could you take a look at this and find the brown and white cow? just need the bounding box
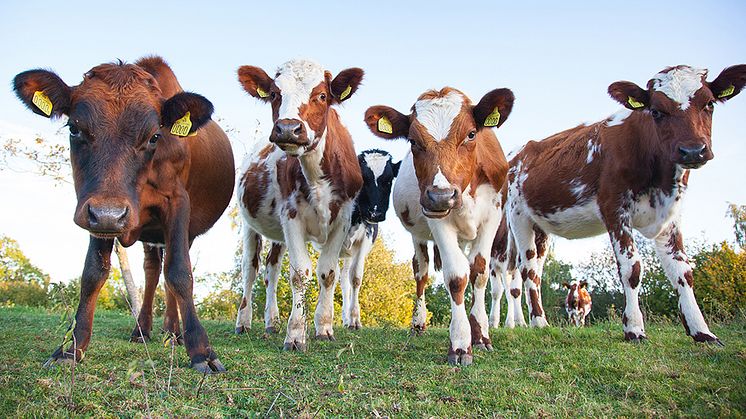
[365,87,513,365]
[235,60,363,350]
[13,57,235,372]
[507,64,746,343]
[563,280,592,326]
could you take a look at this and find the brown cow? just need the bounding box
[235,59,363,350]
[13,56,234,373]
[506,64,746,343]
[365,87,513,365]
[562,280,592,326]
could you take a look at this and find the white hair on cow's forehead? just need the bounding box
[414,91,464,142]
[274,59,326,136]
[363,152,391,180]
[652,66,708,110]
[432,167,451,188]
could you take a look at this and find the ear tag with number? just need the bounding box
[484,107,501,127]
[339,85,352,101]
[170,111,193,137]
[627,96,645,109]
[32,91,53,116]
[377,116,393,134]
[256,87,269,98]
[718,84,735,99]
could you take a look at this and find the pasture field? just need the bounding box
[0,306,743,417]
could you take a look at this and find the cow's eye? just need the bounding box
[270,91,277,100]
[149,133,162,146]
[319,93,327,101]
[69,124,81,138]
[650,109,665,120]
[467,130,477,140]
[705,101,715,112]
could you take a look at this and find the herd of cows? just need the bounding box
[12,56,745,372]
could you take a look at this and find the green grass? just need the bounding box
[0,306,744,417]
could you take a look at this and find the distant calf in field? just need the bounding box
[365,86,513,365]
[506,64,746,343]
[13,57,234,373]
[563,281,591,326]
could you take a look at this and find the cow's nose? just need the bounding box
[368,211,384,222]
[425,187,459,212]
[88,204,129,233]
[678,144,706,163]
[272,119,305,143]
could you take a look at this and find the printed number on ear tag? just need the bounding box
[718,84,735,99]
[627,96,645,109]
[377,116,393,134]
[339,85,352,101]
[484,107,501,127]
[256,87,269,98]
[171,112,192,137]
[32,91,53,116]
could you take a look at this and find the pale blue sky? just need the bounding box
[1,1,745,286]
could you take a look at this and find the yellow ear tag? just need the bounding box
[32,91,53,116]
[627,96,645,109]
[718,84,735,99]
[484,107,501,127]
[339,85,352,101]
[256,87,269,98]
[377,116,393,134]
[170,111,192,137]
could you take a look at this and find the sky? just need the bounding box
[1,0,745,293]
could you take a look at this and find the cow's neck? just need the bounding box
[298,132,328,187]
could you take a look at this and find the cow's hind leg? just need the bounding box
[346,231,373,330]
[510,215,549,328]
[264,242,285,333]
[235,228,262,334]
[131,244,162,343]
[488,257,505,329]
[411,239,430,334]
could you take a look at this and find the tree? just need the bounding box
[691,241,746,320]
[0,235,49,286]
[726,203,746,249]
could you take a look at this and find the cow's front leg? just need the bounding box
[655,222,720,344]
[46,237,112,366]
[411,239,430,334]
[488,258,504,329]
[131,244,162,343]
[431,226,472,365]
[235,228,262,334]
[339,258,353,327]
[164,194,224,373]
[346,230,374,330]
[283,219,313,351]
[468,216,499,350]
[315,221,350,340]
[264,242,285,333]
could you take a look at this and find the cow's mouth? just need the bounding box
[681,162,706,170]
[89,231,121,240]
[422,208,451,219]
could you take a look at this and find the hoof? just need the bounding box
[693,333,724,346]
[130,334,151,344]
[265,326,278,334]
[347,323,361,331]
[315,332,336,341]
[411,325,426,336]
[473,342,494,352]
[43,347,79,368]
[283,341,307,352]
[624,332,648,343]
[447,349,473,366]
[191,358,226,374]
[235,326,248,335]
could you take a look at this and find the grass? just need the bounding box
[0,306,744,417]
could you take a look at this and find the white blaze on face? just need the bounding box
[274,59,326,138]
[432,167,451,188]
[363,152,390,186]
[414,91,464,141]
[652,66,707,110]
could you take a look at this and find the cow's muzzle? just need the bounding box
[421,186,461,219]
[270,118,310,152]
[677,143,712,169]
[74,199,133,237]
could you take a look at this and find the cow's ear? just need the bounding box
[608,81,649,110]
[364,106,410,140]
[708,64,746,102]
[161,92,214,137]
[580,280,588,289]
[562,282,570,289]
[391,160,401,177]
[13,69,72,118]
[473,88,514,129]
[330,68,364,104]
[238,65,273,102]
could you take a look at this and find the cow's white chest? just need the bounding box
[449,184,501,241]
[297,179,336,242]
[532,198,606,239]
[631,189,683,239]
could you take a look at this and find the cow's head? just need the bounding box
[563,280,590,327]
[238,59,364,156]
[365,87,513,218]
[13,61,213,242]
[357,149,400,223]
[608,64,746,169]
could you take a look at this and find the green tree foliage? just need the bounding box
[0,235,49,307]
[692,241,746,319]
[727,203,746,248]
[540,253,575,324]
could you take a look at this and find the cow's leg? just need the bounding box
[283,220,313,351]
[235,228,262,334]
[511,217,549,327]
[431,226,472,365]
[46,237,113,366]
[314,221,350,340]
[468,214,499,350]
[488,258,504,329]
[264,242,285,334]
[162,280,183,344]
[131,244,162,343]
[411,239,430,334]
[347,230,374,330]
[340,257,353,327]
[655,222,720,344]
[164,195,223,373]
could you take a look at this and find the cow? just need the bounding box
[13,56,235,373]
[563,280,592,326]
[506,64,746,343]
[235,59,364,351]
[365,86,513,365]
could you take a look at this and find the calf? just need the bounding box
[563,280,591,326]
[13,57,234,372]
[235,60,364,350]
[506,64,746,343]
[365,87,513,365]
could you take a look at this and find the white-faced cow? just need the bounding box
[13,57,235,373]
[235,60,364,350]
[365,87,513,365]
[562,280,592,326]
[340,149,400,329]
[506,64,746,343]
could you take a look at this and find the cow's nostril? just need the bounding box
[88,204,98,224]
[275,124,283,134]
[293,125,303,135]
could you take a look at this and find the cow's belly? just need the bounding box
[531,198,607,239]
[392,157,433,241]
